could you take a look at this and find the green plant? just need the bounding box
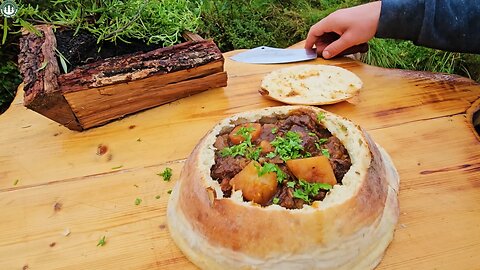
[0,60,21,113]
[363,38,477,80]
[195,0,310,52]
[19,0,201,46]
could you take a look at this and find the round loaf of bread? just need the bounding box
[167,106,399,270]
[259,65,362,105]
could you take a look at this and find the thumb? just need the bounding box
[322,33,353,59]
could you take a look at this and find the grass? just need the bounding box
[0,0,479,113]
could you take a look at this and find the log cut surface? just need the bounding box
[1,41,480,270]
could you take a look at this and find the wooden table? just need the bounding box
[1,43,480,270]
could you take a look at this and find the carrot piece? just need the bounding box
[259,140,274,153]
[228,123,262,145]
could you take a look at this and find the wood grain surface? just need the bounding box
[1,42,479,269]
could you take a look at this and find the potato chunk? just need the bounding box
[229,123,262,145]
[230,161,277,205]
[286,156,337,185]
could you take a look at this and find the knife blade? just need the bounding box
[230,46,317,64]
[230,32,369,64]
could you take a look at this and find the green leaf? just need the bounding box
[270,131,305,161]
[272,197,280,204]
[18,19,42,37]
[158,167,172,181]
[318,138,328,144]
[292,180,332,204]
[97,236,106,247]
[317,112,325,122]
[265,152,276,158]
[256,162,287,183]
[2,18,8,45]
[58,54,68,73]
[35,60,49,72]
[321,149,330,158]
[293,189,310,203]
[287,181,295,188]
[54,48,71,74]
[246,147,261,161]
[235,126,254,142]
[271,127,278,134]
[134,198,142,205]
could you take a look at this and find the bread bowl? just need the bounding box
[167,105,399,269]
[259,65,362,105]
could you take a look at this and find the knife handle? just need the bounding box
[318,32,369,57]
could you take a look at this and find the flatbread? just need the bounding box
[167,106,399,270]
[260,64,363,105]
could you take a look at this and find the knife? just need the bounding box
[230,32,369,64]
[230,46,318,64]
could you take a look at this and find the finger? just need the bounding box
[322,32,354,59]
[304,20,328,49]
[314,40,328,55]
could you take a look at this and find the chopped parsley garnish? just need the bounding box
[220,143,248,157]
[315,138,329,150]
[265,152,276,158]
[293,189,310,202]
[134,198,142,205]
[97,236,107,247]
[308,132,317,137]
[321,149,331,158]
[256,162,287,183]
[270,131,305,161]
[220,126,260,161]
[236,126,254,141]
[155,195,161,199]
[167,189,172,194]
[271,127,278,134]
[111,165,123,170]
[13,179,19,186]
[317,112,325,122]
[246,147,262,161]
[292,180,332,203]
[272,197,280,204]
[318,138,328,144]
[158,167,173,181]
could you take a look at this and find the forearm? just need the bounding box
[376,0,480,53]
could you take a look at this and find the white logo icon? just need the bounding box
[1,0,18,18]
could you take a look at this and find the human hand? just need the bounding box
[305,1,381,59]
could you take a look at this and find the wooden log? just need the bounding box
[57,39,225,93]
[18,25,82,131]
[17,25,228,131]
[65,70,228,129]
